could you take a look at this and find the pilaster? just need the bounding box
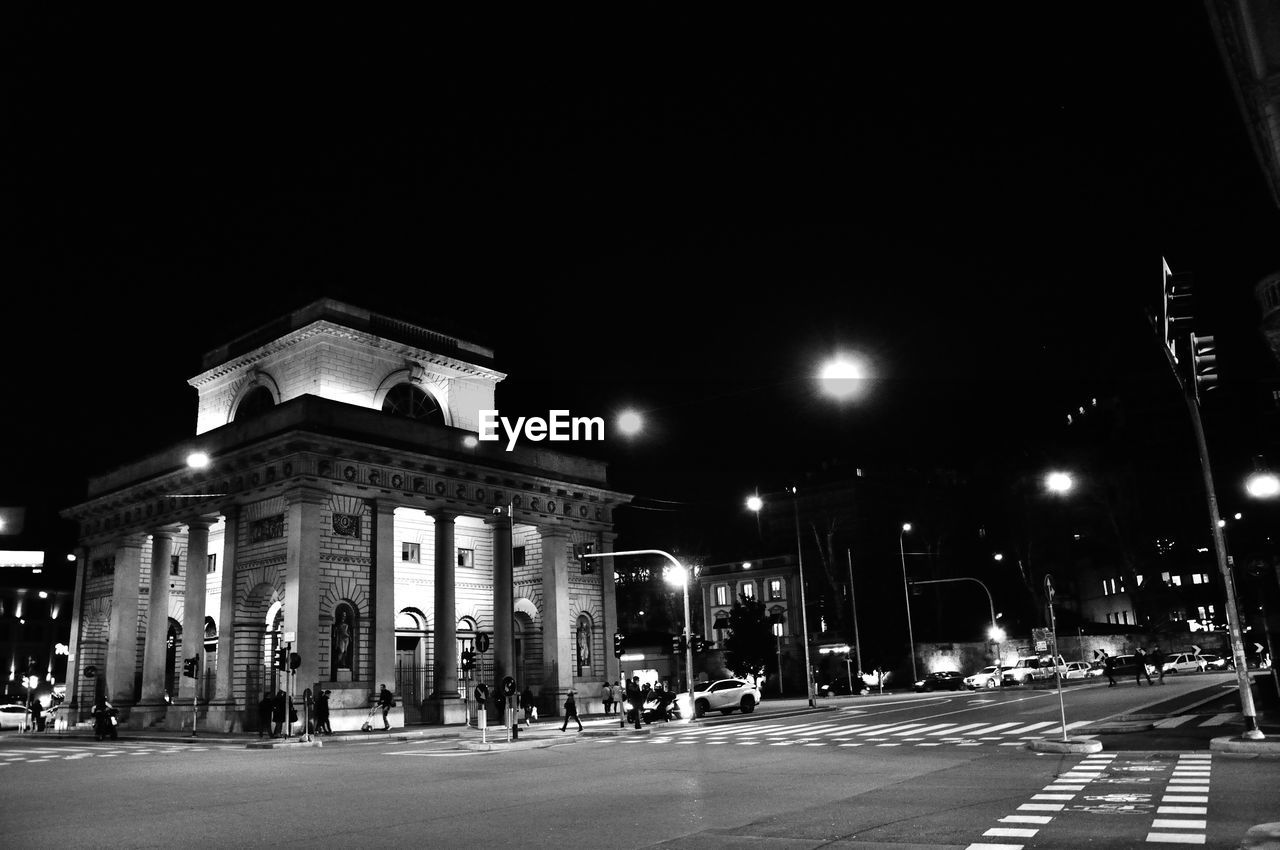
[424,509,466,724]
[208,506,241,732]
[487,509,514,705]
[540,526,573,702]
[372,500,397,700]
[107,535,146,708]
[284,488,325,698]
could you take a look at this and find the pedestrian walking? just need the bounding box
[1152,644,1166,683]
[601,681,614,716]
[625,677,643,729]
[560,691,583,732]
[377,683,395,731]
[258,691,274,737]
[520,686,535,725]
[271,689,292,737]
[1134,648,1153,685]
[1103,653,1117,687]
[314,689,331,734]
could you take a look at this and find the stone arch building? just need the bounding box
[61,299,630,731]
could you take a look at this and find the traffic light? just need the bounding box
[182,657,199,679]
[574,541,596,574]
[1162,262,1195,358]
[289,652,301,671]
[691,636,707,654]
[671,633,687,654]
[613,632,626,658]
[460,649,474,672]
[1192,333,1218,395]
[275,647,288,670]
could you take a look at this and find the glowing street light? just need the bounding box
[617,409,644,437]
[185,451,211,470]
[818,354,870,401]
[747,491,816,707]
[1045,471,1074,494]
[1246,470,1280,499]
[899,522,917,684]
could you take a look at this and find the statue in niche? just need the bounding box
[576,621,590,674]
[333,609,353,672]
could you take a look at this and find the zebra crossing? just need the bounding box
[601,712,1244,750]
[0,741,234,765]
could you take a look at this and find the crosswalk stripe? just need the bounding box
[1001,721,1055,735]
[1155,716,1197,728]
[956,722,1021,736]
[1144,832,1205,844]
[892,723,956,736]
[929,722,991,736]
[860,722,927,736]
[1199,713,1238,726]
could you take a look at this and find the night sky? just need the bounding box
[4,6,1280,599]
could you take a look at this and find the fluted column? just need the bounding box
[488,510,514,706]
[107,535,146,707]
[600,532,619,684]
[140,531,176,706]
[430,509,458,697]
[372,500,397,700]
[177,519,213,704]
[540,527,573,702]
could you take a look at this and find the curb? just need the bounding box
[1026,736,1104,754]
[1075,720,1156,734]
[1209,735,1280,757]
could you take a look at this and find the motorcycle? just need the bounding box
[93,702,119,741]
[641,691,682,724]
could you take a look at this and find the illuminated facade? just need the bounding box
[61,299,630,731]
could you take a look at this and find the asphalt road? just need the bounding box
[1,674,1277,848]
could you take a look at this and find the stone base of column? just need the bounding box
[422,695,468,725]
[162,702,204,733]
[125,702,168,731]
[202,702,247,734]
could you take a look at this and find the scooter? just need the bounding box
[93,702,119,741]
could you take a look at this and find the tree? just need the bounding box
[721,594,775,681]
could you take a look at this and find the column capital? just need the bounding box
[150,529,178,542]
[287,485,329,506]
[483,511,515,527]
[116,533,149,551]
[371,499,398,517]
[538,525,573,541]
[428,508,459,522]
[183,517,216,533]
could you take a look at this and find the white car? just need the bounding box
[1162,652,1206,674]
[0,704,31,731]
[964,665,1007,690]
[1061,661,1092,680]
[692,678,762,717]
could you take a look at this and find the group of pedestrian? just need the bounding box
[1100,645,1167,687]
[256,689,298,738]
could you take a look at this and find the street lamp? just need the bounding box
[663,562,696,711]
[910,577,1001,667]
[899,522,917,684]
[746,491,815,707]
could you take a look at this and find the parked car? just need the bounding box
[1086,661,1105,678]
[1061,661,1092,680]
[913,670,965,692]
[1162,652,1206,674]
[964,665,1008,690]
[1002,655,1067,686]
[1199,653,1228,670]
[691,678,762,717]
[0,704,30,731]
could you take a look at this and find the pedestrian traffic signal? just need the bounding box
[671,633,686,654]
[1162,262,1195,359]
[275,647,288,670]
[460,649,474,672]
[690,635,707,654]
[1192,333,1218,395]
[613,632,626,658]
[574,541,596,574]
[289,652,301,671]
[182,657,199,679]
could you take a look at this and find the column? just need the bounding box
[372,500,397,700]
[66,545,90,717]
[140,531,176,707]
[540,527,573,703]
[430,509,458,697]
[284,488,324,697]
[177,519,213,705]
[488,510,513,710]
[106,535,146,707]
[600,532,619,685]
[207,507,241,732]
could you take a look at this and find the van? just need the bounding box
[1001,654,1067,685]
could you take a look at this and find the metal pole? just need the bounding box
[846,548,862,685]
[681,576,694,708]
[899,528,918,684]
[775,630,784,695]
[1046,575,1069,742]
[792,491,816,707]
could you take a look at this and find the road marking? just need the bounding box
[966,844,1023,850]
[958,722,1022,736]
[1045,785,1085,792]
[1199,713,1238,726]
[1144,833,1205,844]
[1164,786,1208,793]
[984,827,1038,838]
[1161,796,1208,804]
[1018,803,1065,812]
[1154,716,1196,728]
[1032,794,1075,801]
[1152,820,1206,830]
[1002,721,1055,735]
[1000,815,1052,824]
[931,723,992,736]
[893,723,955,736]
[1156,807,1207,815]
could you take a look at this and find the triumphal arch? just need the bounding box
[62,299,630,731]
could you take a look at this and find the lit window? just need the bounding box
[768,578,783,600]
[1136,574,1144,586]
[457,548,474,568]
[1102,581,1109,597]
[714,585,729,606]
[1171,575,1182,587]
[740,582,755,600]
[1162,571,1171,586]
[402,542,420,563]
[1192,573,1202,585]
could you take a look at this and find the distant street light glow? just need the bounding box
[1246,471,1280,499]
[992,553,1004,562]
[617,410,643,436]
[186,452,211,470]
[746,495,763,512]
[818,355,869,401]
[462,434,479,448]
[1045,471,1073,493]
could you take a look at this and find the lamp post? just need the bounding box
[746,491,815,707]
[899,523,917,684]
[908,576,1002,667]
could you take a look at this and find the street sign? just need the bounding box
[476,632,490,653]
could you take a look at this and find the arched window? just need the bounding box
[382,383,443,423]
[235,386,275,422]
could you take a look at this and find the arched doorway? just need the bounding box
[395,609,428,722]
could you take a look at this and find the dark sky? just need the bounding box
[4,7,1280,559]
